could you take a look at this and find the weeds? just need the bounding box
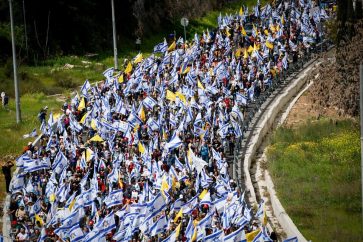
[267,118,362,241]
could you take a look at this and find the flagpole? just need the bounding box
[111,0,118,70]
[9,0,21,123]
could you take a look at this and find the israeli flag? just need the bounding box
[153,39,168,53]
[184,217,194,240]
[100,212,116,234]
[29,199,42,216]
[282,55,288,70]
[69,224,85,242]
[103,67,114,84]
[52,152,68,174]
[117,121,129,133]
[104,189,123,208]
[204,230,223,242]
[236,93,248,105]
[165,135,183,151]
[143,96,157,109]
[223,226,246,242]
[127,112,143,127]
[283,236,298,242]
[81,79,91,97]
[146,192,166,215]
[150,215,167,236]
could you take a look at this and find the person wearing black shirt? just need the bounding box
[2,160,14,193]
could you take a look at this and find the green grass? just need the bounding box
[0,93,62,158]
[267,118,362,242]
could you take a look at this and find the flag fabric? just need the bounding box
[223,226,245,242]
[125,62,133,74]
[283,237,298,242]
[154,39,168,53]
[104,189,123,207]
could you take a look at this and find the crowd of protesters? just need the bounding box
[5,0,332,241]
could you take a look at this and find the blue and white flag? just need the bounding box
[164,135,183,151]
[223,226,246,242]
[69,224,85,242]
[205,230,223,242]
[283,236,298,242]
[103,67,114,84]
[81,79,91,97]
[143,96,157,109]
[150,215,167,236]
[23,128,37,139]
[104,189,123,208]
[154,39,168,53]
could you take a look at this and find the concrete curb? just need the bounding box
[242,61,321,241]
[2,194,11,242]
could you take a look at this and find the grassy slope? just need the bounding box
[267,119,362,242]
[0,93,62,158]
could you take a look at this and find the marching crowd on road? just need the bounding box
[4,0,333,241]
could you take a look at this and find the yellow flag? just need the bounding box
[281,15,285,25]
[264,29,269,36]
[265,41,274,49]
[138,142,145,154]
[35,214,44,226]
[253,43,258,51]
[244,48,249,59]
[90,134,104,142]
[174,208,183,223]
[125,62,133,74]
[79,111,89,124]
[235,48,242,57]
[181,66,191,74]
[49,193,56,203]
[199,189,208,200]
[175,222,182,238]
[241,26,247,36]
[78,97,85,111]
[226,29,231,37]
[161,176,169,197]
[139,105,146,122]
[197,80,205,90]
[270,25,276,33]
[239,7,243,16]
[118,74,124,83]
[91,119,97,130]
[168,41,176,51]
[246,228,261,242]
[247,45,254,53]
[69,198,76,211]
[175,92,186,104]
[53,113,61,122]
[166,90,176,101]
[85,148,94,162]
[191,222,198,241]
[133,53,143,64]
[263,207,268,226]
[118,173,124,189]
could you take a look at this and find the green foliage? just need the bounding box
[267,119,362,242]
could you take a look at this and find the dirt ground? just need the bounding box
[283,89,346,128]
